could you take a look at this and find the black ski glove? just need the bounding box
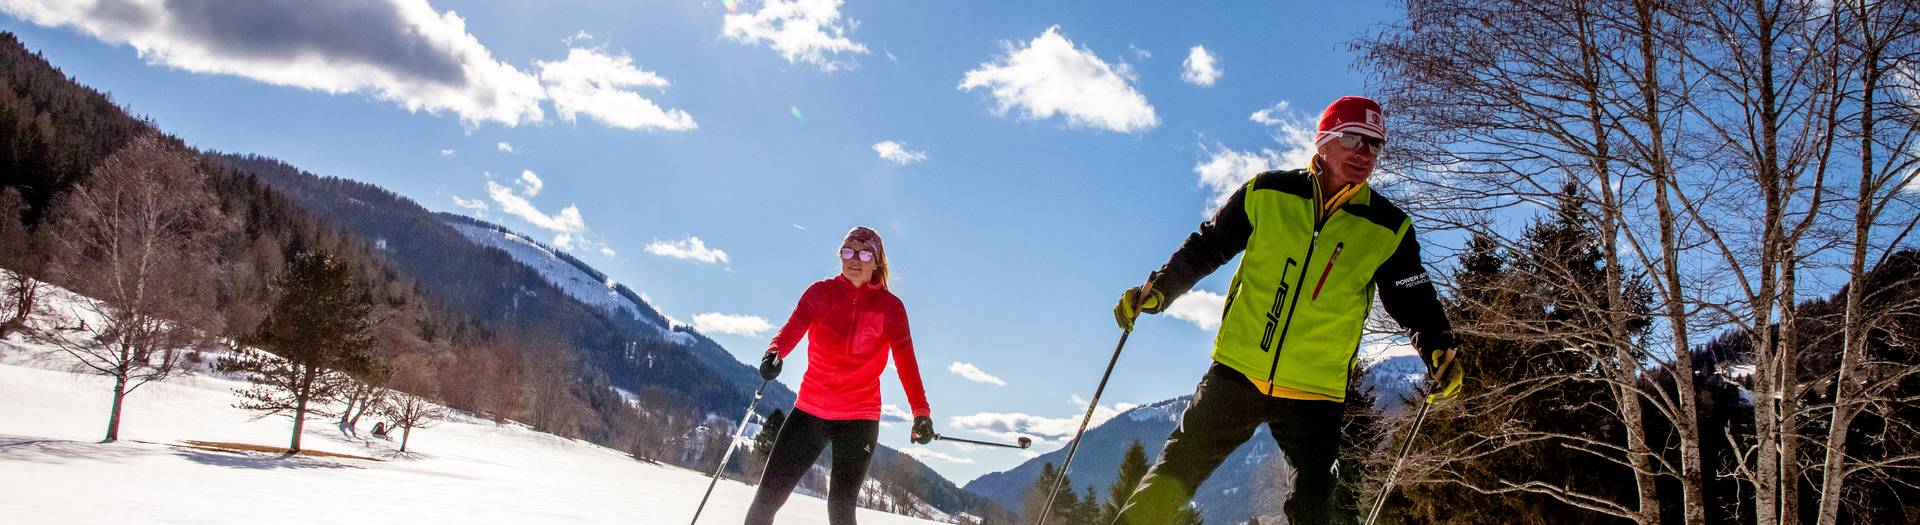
[911,416,935,445]
[759,352,783,381]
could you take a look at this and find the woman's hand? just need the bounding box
[759,352,783,381]
[911,416,935,445]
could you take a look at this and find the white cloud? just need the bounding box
[536,48,697,131]
[958,26,1158,133]
[879,404,912,423]
[692,313,772,337]
[947,397,1136,446]
[1249,101,1293,127]
[553,233,576,250]
[723,0,868,71]
[450,195,489,212]
[1128,45,1152,60]
[515,170,544,197]
[948,361,1006,386]
[0,0,548,126]
[1164,289,1226,330]
[438,148,456,158]
[1181,45,1221,87]
[497,142,515,153]
[1194,101,1318,215]
[485,180,585,233]
[901,447,975,465]
[646,236,730,265]
[872,140,927,165]
[599,246,617,257]
[562,30,592,46]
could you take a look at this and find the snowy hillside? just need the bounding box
[443,219,694,347]
[0,275,941,525]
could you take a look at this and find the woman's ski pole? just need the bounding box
[933,433,1032,449]
[689,379,771,525]
[1037,278,1155,525]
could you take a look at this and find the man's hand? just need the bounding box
[1414,330,1462,402]
[759,352,783,381]
[1112,284,1166,331]
[911,416,935,445]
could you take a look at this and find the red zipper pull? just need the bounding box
[1311,242,1344,301]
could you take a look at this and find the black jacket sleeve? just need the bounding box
[1152,182,1254,304]
[1374,224,1454,358]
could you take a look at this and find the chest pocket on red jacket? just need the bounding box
[851,309,887,357]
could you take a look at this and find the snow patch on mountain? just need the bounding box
[447,221,695,347]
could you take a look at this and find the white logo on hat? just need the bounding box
[1366,109,1381,126]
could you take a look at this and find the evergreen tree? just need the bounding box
[1099,439,1152,524]
[1073,485,1101,525]
[1020,462,1080,524]
[222,247,375,453]
[749,408,786,481]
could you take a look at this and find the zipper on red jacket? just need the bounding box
[1311,242,1345,301]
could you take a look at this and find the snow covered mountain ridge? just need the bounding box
[441,214,695,347]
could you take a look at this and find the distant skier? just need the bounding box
[1108,96,1461,525]
[747,226,935,525]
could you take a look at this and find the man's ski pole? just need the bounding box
[1364,357,1452,525]
[933,433,1032,449]
[1036,279,1155,525]
[689,379,770,525]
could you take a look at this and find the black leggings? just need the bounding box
[745,409,879,525]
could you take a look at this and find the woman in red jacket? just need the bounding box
[746,226,933,525]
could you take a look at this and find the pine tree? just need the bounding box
[1073,485,1101,525]
[1099,439,1152,523]
[1021,462,1080,524]
[222,247,375,454]
[750,409,786,482]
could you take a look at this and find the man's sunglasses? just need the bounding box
[1321,131,1386,155]
[840,248,876,262]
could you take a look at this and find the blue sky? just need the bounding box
[1,0,1417,483]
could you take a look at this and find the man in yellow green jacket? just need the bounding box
[1110,96,1460,525]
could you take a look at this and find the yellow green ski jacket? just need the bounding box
[1153,168,1451,401]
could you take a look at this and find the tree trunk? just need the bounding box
[1633,2,1707,520]
[1815,5,1885,522]
[338,388,359,429]
[290,365,313,454]
[400,425,412,453]
[104,371,128,443]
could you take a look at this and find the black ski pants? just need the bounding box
[1113,362,1346,525]
[745,409,879,525]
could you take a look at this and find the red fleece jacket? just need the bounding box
[767,276,931,421]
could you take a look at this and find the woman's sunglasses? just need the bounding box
[1320,131,1386,155]
[840,248,876,262]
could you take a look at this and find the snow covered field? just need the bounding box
[0,332,941,525]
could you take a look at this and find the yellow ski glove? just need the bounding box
[1425,349,1464,403]
[1112,286,1166,331]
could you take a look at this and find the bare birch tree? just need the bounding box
[31,134,222,442]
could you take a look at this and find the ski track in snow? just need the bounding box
[0,342,941,525]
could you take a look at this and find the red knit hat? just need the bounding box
[1315,96,1386,148]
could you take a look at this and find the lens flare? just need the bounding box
[722,0,737,12]
[789,106,804,122]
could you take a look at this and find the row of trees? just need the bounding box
[1012,441,1204,525]
[1344,1,1920,522]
